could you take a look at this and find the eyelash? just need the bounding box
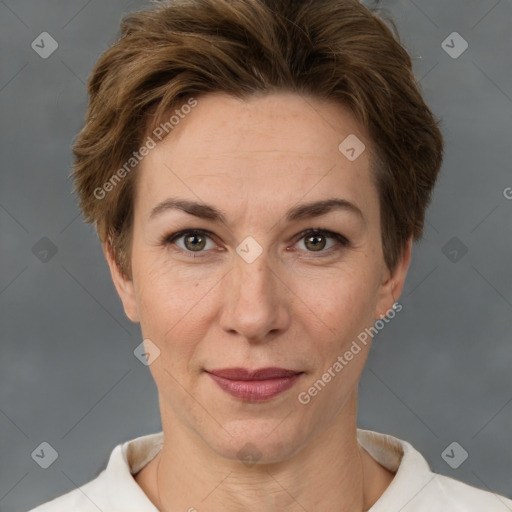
[162,228,350,259]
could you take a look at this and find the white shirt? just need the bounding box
[27,428,512,511]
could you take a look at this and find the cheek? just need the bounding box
[133,259,217,362]
[298,272,376,400]
[133,246,201,319]
[298,265,379,342]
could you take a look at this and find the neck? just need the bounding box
[136,391,393,512]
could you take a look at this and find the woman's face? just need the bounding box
[107,91,411,462]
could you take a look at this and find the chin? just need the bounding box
[199,416,308,465]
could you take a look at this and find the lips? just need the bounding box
[205,367,303,402]
[206,367,301,380]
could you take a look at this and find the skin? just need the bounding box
[104,91,413,511]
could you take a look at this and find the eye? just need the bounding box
[164,229,217,257]
[292,229,349,256]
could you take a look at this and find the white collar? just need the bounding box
[104,428,431,511]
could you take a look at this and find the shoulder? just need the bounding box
[25,432,163,511]
[357,429,512,512]
[410,472,512,511]
[25,471,109,512]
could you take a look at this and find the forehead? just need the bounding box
[135,92,376,219]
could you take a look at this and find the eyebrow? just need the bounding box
[149,197,365,225]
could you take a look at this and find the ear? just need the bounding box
[374,236,413,319]
[102,240,140,323]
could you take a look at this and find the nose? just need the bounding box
[218,248,291,344]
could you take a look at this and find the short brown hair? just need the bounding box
[71,0,444,279]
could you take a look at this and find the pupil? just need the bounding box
[307,234,325,251]
[186,234,205,251]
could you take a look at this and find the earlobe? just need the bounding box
[102,241,140,323]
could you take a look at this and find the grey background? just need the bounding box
[0,0,511,510]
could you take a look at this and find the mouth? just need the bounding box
[205,367,304,402]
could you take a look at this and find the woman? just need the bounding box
[28,0,512,510]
